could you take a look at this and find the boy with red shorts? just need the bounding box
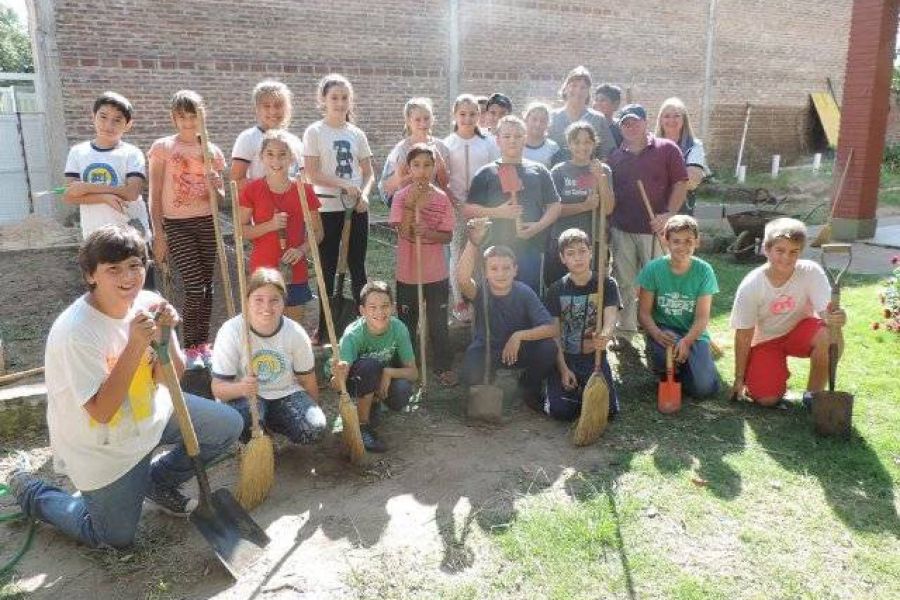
[729,218,846,407]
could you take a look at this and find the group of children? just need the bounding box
[5,66,847,552]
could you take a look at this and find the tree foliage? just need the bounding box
[0,7,33,73]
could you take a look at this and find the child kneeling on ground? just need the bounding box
[331,281,419,453]
[544,228,621,420]
[457,218,558,408]
[729,217,846,407]
[637,215,720,398]
[211,268,326,445]
[6,225,242,549]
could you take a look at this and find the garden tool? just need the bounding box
[331,191,357,337]
[197,107,235,317]
[811,149,854,248]
[498,162,524,234]
[229,181,275,510]
[657,345,682,414]
[812,243,854,437]
[415,199,428,393]
[151,328,269,579]
[297,179,366,463]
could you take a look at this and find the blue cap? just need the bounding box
[616,104,647,124]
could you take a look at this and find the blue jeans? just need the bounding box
[15,393,242,549]
[645,330,720,398]
[545,352,620,421]
[345,357,414,411]
[231,390,327,445]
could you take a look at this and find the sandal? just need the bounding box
[435,370,459,387]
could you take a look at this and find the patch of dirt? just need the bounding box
[0,216,80,252]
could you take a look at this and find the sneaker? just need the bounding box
[6,451,37,500]
[452,301,473,324]
[197,343,214,369]
[184,347,206,371]
[359,425,386,453]
[145,482,198,517]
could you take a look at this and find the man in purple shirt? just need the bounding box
[607,104,688,345]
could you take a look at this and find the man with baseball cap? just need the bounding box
[606,103,688,347]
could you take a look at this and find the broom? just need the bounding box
[198,107,236,318]
[229,180,275,510]
[573,176,610,446]
[296,177,366,464]
[811,148,854,248]
[414,193,428,395]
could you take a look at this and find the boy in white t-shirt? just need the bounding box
[729,218,847,407]
[62,91,151,243]
[5,226,242,549]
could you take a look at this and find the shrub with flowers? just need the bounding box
[873,255,900,333]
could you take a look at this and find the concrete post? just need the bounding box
[700,0,717,139]
[832,0,899,240]
[447,0,460,110]
[27,0,72,222]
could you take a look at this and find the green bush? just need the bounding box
[882,143,900,173]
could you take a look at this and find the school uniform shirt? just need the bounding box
[523,139,560,168]
[729,259,830,345]
[239,178,320,284]
[211,315,315,400]
[549,161,613,242]
[637,256,719,340]
[472,281,553,351]
[466,159,561,252]
[231,126,304,181]
[544,273,621,355]
[147,135,225,220]
[302,120,373,213]
[338,316,416,366]
[443,132,500,204]
[388,184,455,284]
[43,291,173,491]
[64,140,150,241]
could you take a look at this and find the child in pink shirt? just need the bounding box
[389,144,457,386]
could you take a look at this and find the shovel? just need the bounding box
[812,243,853,437]
[658,345,682,414]
[151,331,269,579]
[468,224,504,423]
[498,162,524,234]
[331,195,358,337]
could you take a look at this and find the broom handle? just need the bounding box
[483,259,491,386]
[198,108,235,318]
[595,179,607,363]
[415,201,427,387]
[296,177,350,396]
[229,180,264,436]
[637,180,663,256]
[828,148,854,220]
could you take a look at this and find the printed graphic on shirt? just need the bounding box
[360,345,398,366]
[95,347,156,428]
[657,292,697,318]
[252,348,287,384]
[334,140,353,179]
[560,293,598,350]
[770,294,796,315]
[83,162,119,186]
[169,150,208,208]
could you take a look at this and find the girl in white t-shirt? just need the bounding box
[211,268,326,445]
[379,96,451,206]
[443,94,500,322]
[302,74,375,344]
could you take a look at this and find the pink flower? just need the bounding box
[892,255,899,265]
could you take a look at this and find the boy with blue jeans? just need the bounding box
[637,215,720,397]
[6,226,242,548]
[332,281,418,453]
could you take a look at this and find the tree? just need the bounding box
[0,6,33,73]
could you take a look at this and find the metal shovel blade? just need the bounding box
[468,384,504,423]
[189,487,270,579]
[811,390,854,438]
[657,375,682,414]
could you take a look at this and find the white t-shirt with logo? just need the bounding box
[44,291,174,491]
[230,126,304,181]
[64,141,151,241]
[302,120,373,212]
[729,259,831,345]
[211,315,315,400]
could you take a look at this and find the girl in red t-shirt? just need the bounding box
[239,130,323,324]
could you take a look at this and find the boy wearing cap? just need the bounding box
[607,103,688,346]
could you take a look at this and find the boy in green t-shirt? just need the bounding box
[332,281,418,452]
[637,215,720,397]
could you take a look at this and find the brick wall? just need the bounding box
[50,0,852,178]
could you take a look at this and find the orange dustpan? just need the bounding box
[498,163,524,232]
[658,346,682,414]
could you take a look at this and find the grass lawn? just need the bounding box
[358,235,900,599]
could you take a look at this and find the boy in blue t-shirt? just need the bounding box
[456,218,558,409]
[637,215,720,397]
[544,228,621,421]
[332,281,418,453]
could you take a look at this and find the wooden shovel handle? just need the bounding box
[637,180,664,255]
[665,345,675,380]
[415,202,427,387]
[153,332,200,457]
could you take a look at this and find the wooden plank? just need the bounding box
[811,91,841,147]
